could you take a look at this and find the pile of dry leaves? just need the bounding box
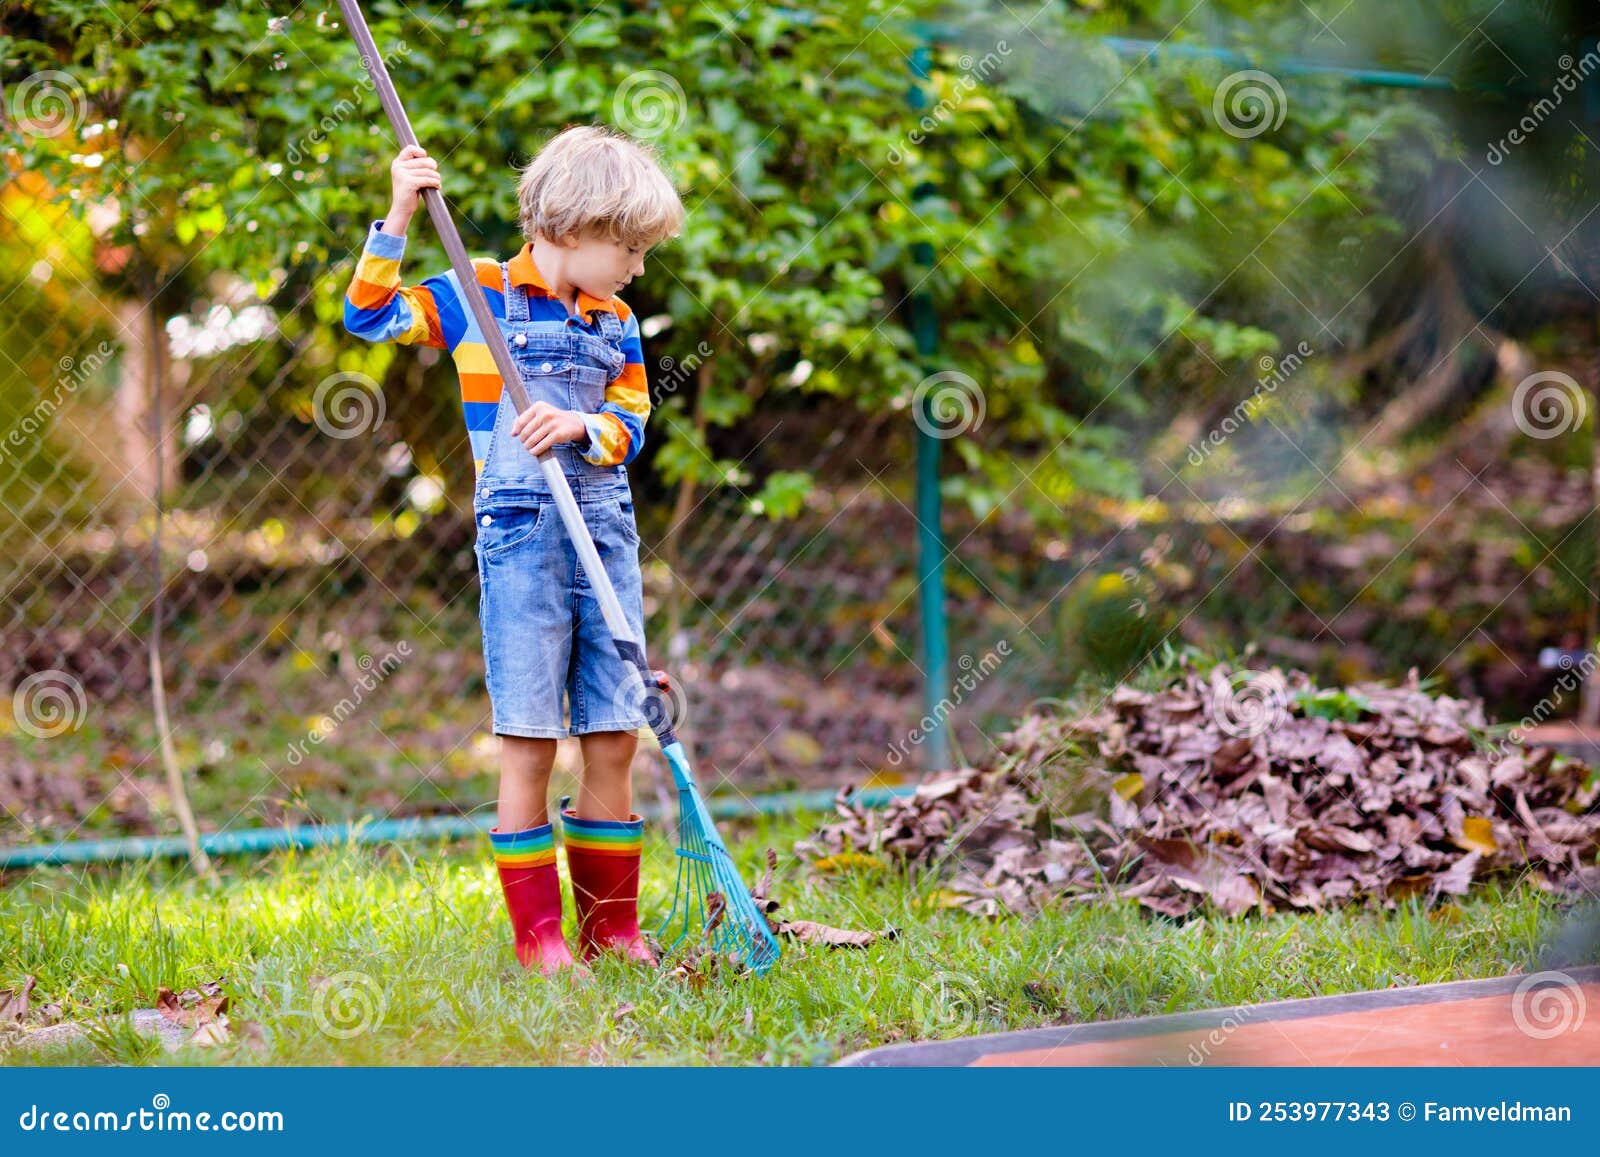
[800,661,1600,918]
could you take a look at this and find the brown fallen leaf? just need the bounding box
[666,943,737,988]
[1387,874,1431,902]
[776,919,898,949]
[703,891,727,937]
[189,1020,231,1047]
[1432,852,1481,898]
[155,979,229,1029]
[0,976,36,1024]
[749,848,780,913]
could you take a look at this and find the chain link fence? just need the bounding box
[6,164,1591,852]
[3,186,1038,849]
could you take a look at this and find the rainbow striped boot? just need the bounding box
[560,808,658,965]
[488,823,582,976]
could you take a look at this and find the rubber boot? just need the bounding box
[560,809,658,965]
[489,823,583,976]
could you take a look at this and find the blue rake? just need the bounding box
[337,0,781,982]
[653,735,782,975]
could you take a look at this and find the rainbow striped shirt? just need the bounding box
[341,220,650,474]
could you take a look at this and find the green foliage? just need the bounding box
[1293,686,1374,721]
[749,469,812,519]
[3,0,1455,518]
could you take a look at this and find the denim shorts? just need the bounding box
[473,476,652,739]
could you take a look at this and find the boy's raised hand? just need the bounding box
[382,145,440,234]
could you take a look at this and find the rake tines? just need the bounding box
[654,741,781,976]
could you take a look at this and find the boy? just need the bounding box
[343,126,685,975]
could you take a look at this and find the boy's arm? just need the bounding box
[342,220,453,349]
[578,302,651,466]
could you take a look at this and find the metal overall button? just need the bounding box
[513,334,527,347]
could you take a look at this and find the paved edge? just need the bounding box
[833,964,1600,1067]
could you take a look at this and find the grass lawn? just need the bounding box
[0,807,1571,1066]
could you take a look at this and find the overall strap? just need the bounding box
[501,261,529,323]
[595,309,625,376]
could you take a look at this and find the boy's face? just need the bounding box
[562,230,649,301]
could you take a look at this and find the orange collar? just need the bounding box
[507,243,617,317]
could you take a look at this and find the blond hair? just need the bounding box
[515,125,684,250]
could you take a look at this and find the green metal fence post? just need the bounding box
[906,41,952,773]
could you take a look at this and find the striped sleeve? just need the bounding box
[580,301,651,467]
[342,220,453,350]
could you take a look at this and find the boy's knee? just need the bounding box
[499,734,557,770]
[579,728,638,763]
[584,728,637,748]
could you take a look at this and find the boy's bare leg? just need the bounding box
[497,735,556,830]
[573,729,640,819]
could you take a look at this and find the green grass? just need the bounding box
[0,808,1573,1067]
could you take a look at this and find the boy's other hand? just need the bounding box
[511,402,589,457]
[383,145,440,233]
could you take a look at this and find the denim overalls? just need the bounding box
[472,261,651,739]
